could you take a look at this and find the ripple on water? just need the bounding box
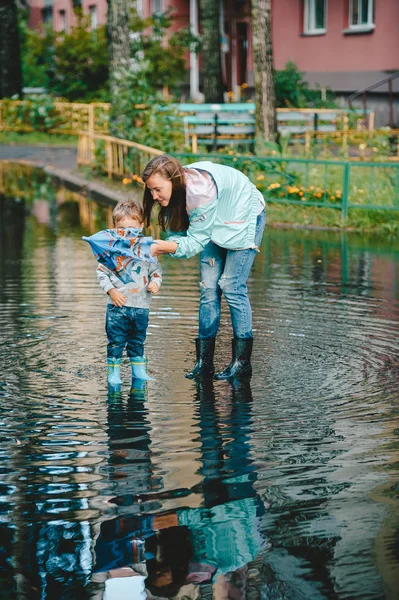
[0,181,398,598]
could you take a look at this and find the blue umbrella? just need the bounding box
[83,228,156,284]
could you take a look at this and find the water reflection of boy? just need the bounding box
[105,390,163,499]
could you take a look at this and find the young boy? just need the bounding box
[84,200,162,386]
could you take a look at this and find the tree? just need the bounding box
[251,0,276,148]
[200,0,224,103]
[107,0,131,135]
[105,8,188,149]
[54,17,109,101]
[0,0,22,98]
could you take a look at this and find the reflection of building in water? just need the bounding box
[78,192,114,233]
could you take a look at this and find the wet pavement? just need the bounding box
[0,162,398,599]
[0,144,77,170]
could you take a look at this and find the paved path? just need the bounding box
[0,144,78,170]
[0,144,132,204]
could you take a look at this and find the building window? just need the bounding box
[59,10,67,31]
[151,0,162,14]
[349,0,374,30]
[89,5,98,30]
[135,0,143,16]
[304,0,326,35]
[42,6,53,26]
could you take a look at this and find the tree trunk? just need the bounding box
[107,0,131,135]
[200,0,224,103]
[251,0,276,148]
[0,0,22,98]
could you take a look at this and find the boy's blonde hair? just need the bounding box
[112,199,144,226]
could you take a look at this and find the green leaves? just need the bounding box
[20,15,109,101]
[275,61,336,109]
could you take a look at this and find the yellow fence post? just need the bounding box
[88,104,94,135]
[369,111,375,131]
[192,134,198,154]
[305,131,310,155]
[106,140,113,179]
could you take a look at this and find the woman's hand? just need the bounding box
[150,240,178,256]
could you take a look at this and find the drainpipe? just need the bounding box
[190,0,204,102]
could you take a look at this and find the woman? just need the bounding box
[143,155,266,380]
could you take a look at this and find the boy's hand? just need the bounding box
[147,281,159,293]
[108,288,127,307]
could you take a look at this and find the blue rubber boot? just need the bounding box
[130,378,147,399]
[107,357,123,386]
[130,356,153,381]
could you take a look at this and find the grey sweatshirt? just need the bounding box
[96,258,162,309]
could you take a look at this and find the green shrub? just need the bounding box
[19,12,109,101]
[275,61,336,109]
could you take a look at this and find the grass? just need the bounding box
[265,203,399,233]
[0,131,78,146]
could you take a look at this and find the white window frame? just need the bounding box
[349,0,375,31]
[59,9,67,32]
[42,6,53,26]
[151,0,163,15]
[89,5,97,30]
[135,0,143,17]
[303,0,327,35]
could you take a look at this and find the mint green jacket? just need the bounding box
[168,161,265,259]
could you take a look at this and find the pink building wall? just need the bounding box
[28,0,108,31]
[272,0,399,73]
[27,0,399,72]
[28,0,187,32]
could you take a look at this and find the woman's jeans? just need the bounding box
[106,305,149,359]
[198,209,266,339]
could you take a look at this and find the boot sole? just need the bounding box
[185,371,215,380]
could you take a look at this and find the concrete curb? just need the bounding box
[1,156,132,206]
[44,165,131,205]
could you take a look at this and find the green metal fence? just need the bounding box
[171,152,399,223]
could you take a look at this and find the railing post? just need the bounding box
[88,104,94,135]
[192,134,198,153]
[342,115,349,157]
[213,113,218,152]
[369,111,375,131]
[388,79,394,128]
[106,140,113,179]
[342,161,350,224]
[305,131,310,155]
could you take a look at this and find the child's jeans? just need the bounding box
[106,305,149,359]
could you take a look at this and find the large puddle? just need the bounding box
[0,163,398,599]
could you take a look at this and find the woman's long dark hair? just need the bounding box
[142,155,189,233]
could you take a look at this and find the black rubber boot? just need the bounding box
[185,338,216,379]
[214,337,253,380]
[214,338,236,380]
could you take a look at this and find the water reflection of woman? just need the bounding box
[92,381,268,599]
[142,155,266,381]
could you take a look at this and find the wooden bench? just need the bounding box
[179,103,255,152]
[175,104,370,152]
